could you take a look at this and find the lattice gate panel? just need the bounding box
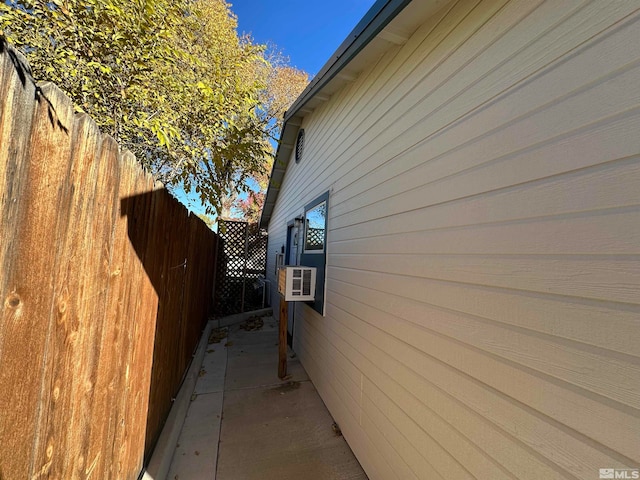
[215,220,268,315]
[306,228,325,250]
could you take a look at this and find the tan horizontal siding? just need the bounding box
[327,281,640,453]
[330,254,639,304]
[294,317,403,480]
[325,302,606,479]
[330,212,640,255]
[282,0,638,212]
[330,157,640,240]
[265,0,640,478]
[329,1,637,197]
[330,266,640,358]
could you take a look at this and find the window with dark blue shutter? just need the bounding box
[300,191,329,315]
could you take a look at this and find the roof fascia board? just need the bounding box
[283,0,412,123]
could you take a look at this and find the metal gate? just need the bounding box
[215,220,268,315]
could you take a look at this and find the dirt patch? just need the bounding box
[270,380,301,394]
[239,315,265,331]
[208,327,228,344]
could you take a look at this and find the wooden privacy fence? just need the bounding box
[0,40,218,479]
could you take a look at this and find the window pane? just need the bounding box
[305,201,326,251]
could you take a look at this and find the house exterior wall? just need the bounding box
[265,1,640,478]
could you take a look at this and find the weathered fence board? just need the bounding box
[0,40,218,480]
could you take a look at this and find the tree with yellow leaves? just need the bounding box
[1,0,308,217]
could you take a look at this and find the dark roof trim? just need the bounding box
[284,0,412,123]
[259,0,412,228]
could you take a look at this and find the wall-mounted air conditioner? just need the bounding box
[278,266,316,301]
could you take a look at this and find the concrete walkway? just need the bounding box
[163,314,367,480]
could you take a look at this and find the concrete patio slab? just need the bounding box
[217,381,367,480]
[157,313,367,480]
[194,337,228,395]
[167,391,224,479]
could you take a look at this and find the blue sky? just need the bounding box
[230,0,377,76]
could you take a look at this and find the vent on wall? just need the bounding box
[295,129,305,163]
[278,266,316,301]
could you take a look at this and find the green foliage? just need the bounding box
[220,49,309,221]
[1,0,307,216]
[195,213,216,230]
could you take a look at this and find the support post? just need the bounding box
[278,296,288,378]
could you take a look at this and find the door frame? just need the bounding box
[285,220,298,347]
